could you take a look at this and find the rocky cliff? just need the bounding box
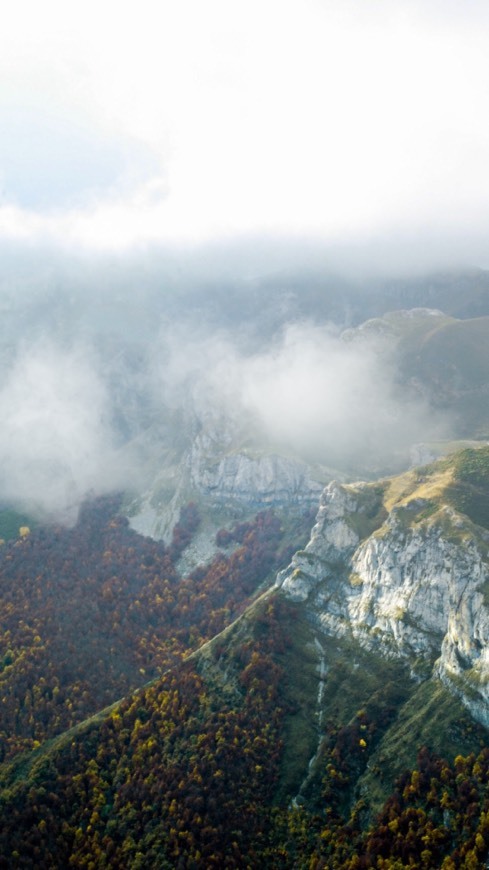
[127,413,327,545]
[277,446,489,727]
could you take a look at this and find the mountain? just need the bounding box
[344,308,489,439]
[1,268,489,865]
[1,448,489,866]
[0,494,312,764]
[122,305,489,559]
[277,447,489,791]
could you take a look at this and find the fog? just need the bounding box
[1,0,487,518]
[0,341,125,521]
[155,316,451,469]
[0,244,461,522]
[239,324,447,466]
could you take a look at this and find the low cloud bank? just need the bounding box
[240,323,446,468]
[0,342,123,521]
[156,319,451,471]
[0,250,457,522]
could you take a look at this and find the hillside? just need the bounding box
[345,309,489,440]
[0,277,489,865]
[1,449,489,866]
[122,306,489,547]
[0,494,309,763]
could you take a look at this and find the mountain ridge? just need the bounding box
[278,447,489,726]
[1,448,489,865]
[1,278,489,864]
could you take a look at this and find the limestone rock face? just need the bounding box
[277,478,489,726]
[277,482,359,601]
[128,418,325,543]
[189,441,323,509]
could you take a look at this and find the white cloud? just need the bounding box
[0,342,121,519]
[0,0,489,263]
[154,320,450,470]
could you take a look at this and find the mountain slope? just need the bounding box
[345,308,489,439]
[0,589,486,867]
[278,447,489,726]
[0,494,308,762]
[123,305,489,553]
[1,449,489,865]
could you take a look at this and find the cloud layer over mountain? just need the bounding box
[157,318,450,469]
[0,1,486,517]
[0,269,453,520]
[1,0,489,271]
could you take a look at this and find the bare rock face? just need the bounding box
[189,443,323,509]
[277,482,359,601]
[277,477,489,727]
[128,418,325,543]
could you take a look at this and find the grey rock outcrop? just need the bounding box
[277,482,359,601]
[188,441,323,510]
[277,478,489,726]
[128,421,326,543]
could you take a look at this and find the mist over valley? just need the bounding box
[3,1,489,865]
[1,243,488,527]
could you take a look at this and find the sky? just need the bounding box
[1,0,489,266]
[0,0,486,521]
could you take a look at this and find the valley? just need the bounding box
[0,274,489,866]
